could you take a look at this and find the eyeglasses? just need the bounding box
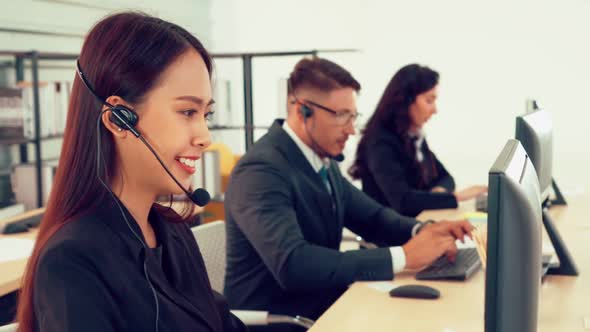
[300,99,361,126]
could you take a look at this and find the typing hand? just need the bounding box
[454,185,488,202]
[428,220,474,242]
[402,220,474,270]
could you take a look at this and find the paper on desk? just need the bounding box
[464,212,487,223]
[366,281,398,293]
[0,238,35,263]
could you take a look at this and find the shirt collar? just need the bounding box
[408,129,426,161]
[283,121,330,173]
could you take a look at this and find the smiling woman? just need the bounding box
[16,11,246,332]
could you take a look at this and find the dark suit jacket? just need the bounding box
[224,119,418,321]
[34,198,246,332]
[359,126,457,217]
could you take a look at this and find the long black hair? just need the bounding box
[349,64,439,186]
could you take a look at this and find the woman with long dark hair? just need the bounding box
[16,12,245,332]
[349,64,486,217]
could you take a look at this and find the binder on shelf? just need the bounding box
[0,87,24,138]
[17,80,72,139]
[0,172,14,206]
[11,160,58,210]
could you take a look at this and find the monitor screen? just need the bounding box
[485,139,543,332]
[515,109,553,202]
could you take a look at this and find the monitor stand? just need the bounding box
[542,208,578,276]
[550,178,567,206]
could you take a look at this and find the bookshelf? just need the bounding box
[0,51,77,209]
[0,49,358,209]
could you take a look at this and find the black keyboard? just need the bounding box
[416,248,482,281]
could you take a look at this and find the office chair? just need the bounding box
[191,221,314,329]
[0,322,17,332]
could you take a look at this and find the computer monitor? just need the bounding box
[485,139,542,332]
[515,108,578,276]
[515,108,566,205]
[515,109,552,202]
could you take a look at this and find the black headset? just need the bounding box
[299,103,314,118]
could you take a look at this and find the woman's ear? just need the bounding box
[101,95,133,138]
[101,109,127,138]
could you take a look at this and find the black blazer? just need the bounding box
[33,198,246,332]
[224,119,418,321]
[358,126,457,217]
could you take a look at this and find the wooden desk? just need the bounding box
[0,208,44,297]
[0,229,37,297]
[310,195,590,332]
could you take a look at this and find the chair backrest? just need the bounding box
[191,220,226,293]
[0,322,18,332]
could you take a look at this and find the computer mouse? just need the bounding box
[389,284,440,299]
[2,222,29,234]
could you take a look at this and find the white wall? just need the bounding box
[362,0,590,194]
[209,0,590,195]
[2,0,587,199]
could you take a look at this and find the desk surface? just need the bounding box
[0,208,43,297]
[310,196,590,332]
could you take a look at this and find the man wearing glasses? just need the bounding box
[223,57,471,330]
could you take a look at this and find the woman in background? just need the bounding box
[349,64,486,217]
[16,12,245,332]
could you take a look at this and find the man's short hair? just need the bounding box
[287,56,361,95]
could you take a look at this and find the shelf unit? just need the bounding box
[0,49,358,208]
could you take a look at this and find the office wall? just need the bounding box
[211,0,590,195]
[362,0,590,194]
[2,1,588,197]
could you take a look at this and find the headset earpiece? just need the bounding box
[109,105,138,129]
[300,104,313,119]
[108,105,140,137]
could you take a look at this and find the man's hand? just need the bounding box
[402,220,474,270]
